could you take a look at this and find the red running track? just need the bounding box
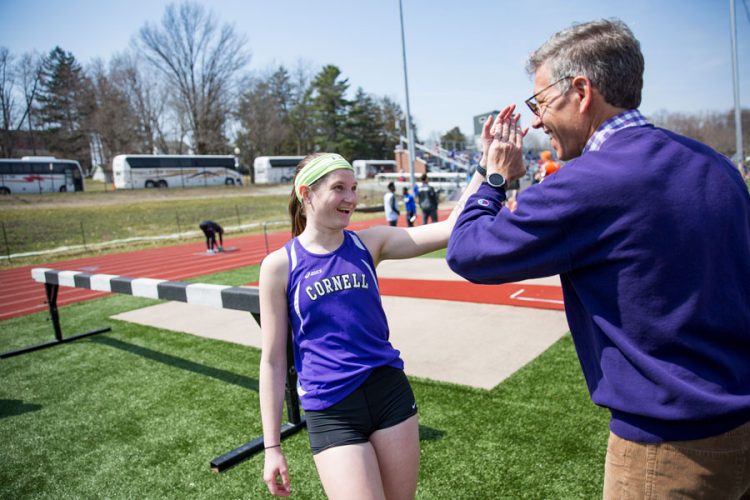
[0,211,563,320]
[379,278,564,311]
[0,216,424,320]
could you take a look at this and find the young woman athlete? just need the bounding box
[259,105,525,499]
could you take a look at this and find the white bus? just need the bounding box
[253,156,304,184]
[374,171,467,197]
[352,159,397,179]
[0,157,85,194]
[112,154,242,189]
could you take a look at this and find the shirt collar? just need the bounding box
[583,109,650,154]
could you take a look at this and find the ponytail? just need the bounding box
[288,152,325,237]
[289,185,306,237]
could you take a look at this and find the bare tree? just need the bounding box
[86,59,144,165]
[17,51,44,155]
[136,1,248,154]
[1,48,46,157]
[287,60,316,155]
[649,109,749,159]
[109,53,171,153]
[237,73,289,158]
[0,47,16,156]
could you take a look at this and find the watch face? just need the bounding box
[488,172,505,187]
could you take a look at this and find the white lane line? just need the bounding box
[510,288,564,305]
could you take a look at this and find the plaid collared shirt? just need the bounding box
[583,109,650,154]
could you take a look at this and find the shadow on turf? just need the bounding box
[419,425,446,442]
[91,336,258,392]
[0,399,43,419]
[87,337,448,443]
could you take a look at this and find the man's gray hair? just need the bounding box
[527,19,644,109]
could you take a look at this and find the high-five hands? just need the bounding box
[487,104,527,184]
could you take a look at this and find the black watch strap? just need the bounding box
[488,172,506,188]
[477,165,505,188]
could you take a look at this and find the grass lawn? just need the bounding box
[0,265,609,499]
[0,181,386,268]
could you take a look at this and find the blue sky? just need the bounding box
[1,0,748,141]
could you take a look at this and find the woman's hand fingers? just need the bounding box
[482,114,493,139]
[264,455,291,497]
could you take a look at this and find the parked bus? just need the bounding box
[374,171,467,197]
[112,154,242,189]
[352,159,397,179]
[253,156,304,184]
[0,157,85,194]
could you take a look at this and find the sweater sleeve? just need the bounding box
[446,181,574,284]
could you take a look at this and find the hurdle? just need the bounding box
[9,268,306,473]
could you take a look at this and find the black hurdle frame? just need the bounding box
[0,282,111,359]
[4,271,305,472]
[209,312,306,473]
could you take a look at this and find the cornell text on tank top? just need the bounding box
[285,230,403,411]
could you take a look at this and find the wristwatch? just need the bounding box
[476,165,506,188]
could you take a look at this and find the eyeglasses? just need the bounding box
[525,76,573,116]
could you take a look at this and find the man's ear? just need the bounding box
[573,76,594,113]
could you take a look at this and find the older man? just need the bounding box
[447,19,750,497]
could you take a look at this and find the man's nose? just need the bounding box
[531,114,543,129]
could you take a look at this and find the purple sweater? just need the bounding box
[447,124,750,442]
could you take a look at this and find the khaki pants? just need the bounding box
[603,420,750,499]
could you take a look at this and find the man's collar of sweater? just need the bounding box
[583,109,650,154]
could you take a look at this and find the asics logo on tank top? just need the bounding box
[304,269,323,279]
[305,273,369,300]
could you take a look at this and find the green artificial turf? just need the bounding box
[1,265,609,499]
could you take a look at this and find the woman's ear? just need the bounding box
[299,185,311,204]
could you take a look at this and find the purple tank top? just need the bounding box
[285,230,403,410]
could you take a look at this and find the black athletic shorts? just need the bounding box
[305,365,418,455]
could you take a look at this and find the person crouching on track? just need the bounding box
[199,220,224,253]
[258,105,525,499]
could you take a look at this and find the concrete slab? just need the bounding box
[376,258,562,287]
[112,283,570,389]
[112,258,569,389]
[383,296,568,389]
[113,302,261,348]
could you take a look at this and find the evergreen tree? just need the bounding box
[342,87,385,160]
[36,46,91,165]
[440,126,467,151]
[310,65,350,152]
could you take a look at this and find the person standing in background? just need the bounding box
[417,174,439,224]
[402,186,416,226]
[383,181,400,226]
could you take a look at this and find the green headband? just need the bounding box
[294,153,354,201]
